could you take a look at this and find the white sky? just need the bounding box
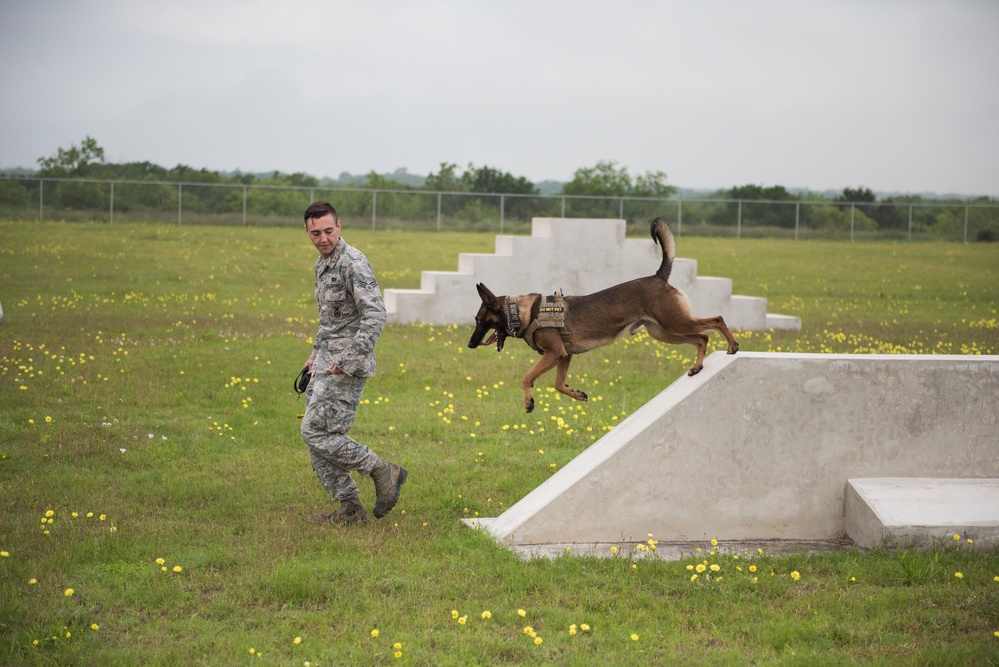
[2,0,997,195]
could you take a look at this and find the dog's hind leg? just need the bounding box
[694,315,740,355]
[555,354,587,402]
[662,332,711,375]
[650,316,740,376]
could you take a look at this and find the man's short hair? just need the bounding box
[304,201,338,225]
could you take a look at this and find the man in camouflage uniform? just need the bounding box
[300,201,407,525]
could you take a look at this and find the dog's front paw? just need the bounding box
[687,365,702,377]
[729,341,740,355]
[525,397,535,413]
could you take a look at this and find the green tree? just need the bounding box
[460,164,538,221]
[837,186,876,205]
[726,184,798,228]
[562,160,676,218]
[424,163,465,192]
[37,135,106,176]
[459,164,537,196]
[634,171,675,199]
[36,136,108,213]
[563,160,633,197]
[424,163,539,221]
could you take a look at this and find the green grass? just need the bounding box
[1,220,998,665]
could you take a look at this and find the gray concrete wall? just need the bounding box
[478,352,999,546]
[383,218,800,331]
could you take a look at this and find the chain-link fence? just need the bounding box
[1,176,996,241]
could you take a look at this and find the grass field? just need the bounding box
[1,219,998,665]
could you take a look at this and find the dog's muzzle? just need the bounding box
[469,326,506,352]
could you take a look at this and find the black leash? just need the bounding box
[294,367,311,396]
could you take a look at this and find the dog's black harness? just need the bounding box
[504,291,572,353]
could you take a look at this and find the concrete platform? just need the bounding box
[467,352,999,553]
[384,217,800,331]
[845,478,999,549]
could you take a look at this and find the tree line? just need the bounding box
[0,136,994,238]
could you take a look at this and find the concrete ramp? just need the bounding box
[846,478,999,549]
[470,352,999,551]
[384,218,800,331]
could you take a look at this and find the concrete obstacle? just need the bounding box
[468,352,999,555]
[384,218,800,331]
[846,478,999,549]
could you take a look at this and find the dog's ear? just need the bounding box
[476,283,497,305]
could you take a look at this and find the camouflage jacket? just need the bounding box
[310,238,386,378]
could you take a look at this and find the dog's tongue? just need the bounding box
[484,332,497,346]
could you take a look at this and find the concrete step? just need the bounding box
[845,478,999,549]
[766,313,803,330]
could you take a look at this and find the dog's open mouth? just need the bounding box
[483,331,505,352]
[469,322,506,352]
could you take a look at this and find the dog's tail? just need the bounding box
[651,217,676,282]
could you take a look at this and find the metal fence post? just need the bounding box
[178,184,182,225]
[561,196,565,218]
[737,201,742,238]
[676,200,682,236]
[850,204,855,241]
[242,186,247,226]
[39,179,43,221]
[908,205,913,241]
[436,193,442,231]
[110,181,114,223]
[500,195,505,234]
[794,202,800,240]
[619,197,624,219]
[964,204,969,242]
[371,191,377,230]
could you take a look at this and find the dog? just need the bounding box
[467,218,739,412]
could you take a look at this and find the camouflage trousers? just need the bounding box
[301,372,379,502]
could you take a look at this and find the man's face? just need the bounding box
[305,213,341,258]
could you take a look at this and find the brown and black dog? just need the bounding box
[468,218,739,412]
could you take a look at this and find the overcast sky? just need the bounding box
[2,1,997,196]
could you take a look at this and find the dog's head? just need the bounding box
[468,283,509,352]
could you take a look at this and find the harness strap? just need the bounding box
[510,291,572,354]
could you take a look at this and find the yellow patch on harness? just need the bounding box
[536,292,566,329]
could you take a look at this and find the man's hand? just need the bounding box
[330,363,344,375]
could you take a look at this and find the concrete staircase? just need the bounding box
[383,218,800,331]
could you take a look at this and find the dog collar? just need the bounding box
[505,298,522,336]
